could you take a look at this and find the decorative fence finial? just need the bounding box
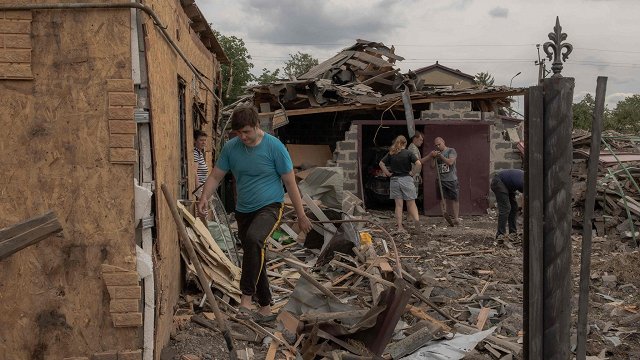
[543,16,573,78]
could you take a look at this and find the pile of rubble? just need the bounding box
[169,167,524,359]
[572,129,640,244]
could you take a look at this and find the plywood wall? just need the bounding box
[0,7,140,360]
[142,0,219,355]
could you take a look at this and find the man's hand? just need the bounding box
[297,213,312,234]
[197,197,208,215]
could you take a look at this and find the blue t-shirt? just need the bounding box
[216,133,293,213]
[497,169,524,193]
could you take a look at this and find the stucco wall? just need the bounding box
[415,68,475,88]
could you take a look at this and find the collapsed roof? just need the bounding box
[226,39,523,118]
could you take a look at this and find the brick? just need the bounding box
[3,34,30,49]
[0,63,32,78]
[108,107,134,121]
[109,120,136,134]
[107,285,141,299]
[109,134,135,148]
[104,272,139,286]
[0,19,31,34]
[118,349,142,360]
[110,148,137,164]
[107,79,133,92]
[109,92,137,107]
[112,312,143,327]
[4,11,32,20]
[110,299,139,313]
[101,264,133,273]
[0,49,31,63]
[92,352,118,360]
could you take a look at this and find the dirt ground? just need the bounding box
[162,210,640,359]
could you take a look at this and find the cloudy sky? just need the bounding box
[199,0,639,110]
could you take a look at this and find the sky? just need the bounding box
[199,0,640,111]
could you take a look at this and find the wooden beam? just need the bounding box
[0,211,62,261]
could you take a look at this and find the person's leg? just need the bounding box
[406,200,420,223]
[236,203,283,314]
[394,198,405,231]
[491,179,510,238]
[508,192,518,234]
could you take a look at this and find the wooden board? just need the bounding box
[286,144,333,168]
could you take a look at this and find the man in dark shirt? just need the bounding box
[490,169,524,239]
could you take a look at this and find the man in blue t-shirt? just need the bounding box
[490,169,524,239]
[198,105,312,322]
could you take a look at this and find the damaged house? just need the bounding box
[225,40,524,216]
[0,1,228,358]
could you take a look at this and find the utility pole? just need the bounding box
[535,44,548,84]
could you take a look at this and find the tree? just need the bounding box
[283,52,319,79]
[252,68,281,84]
[573,93,597,130]
[608,94,640,133]
[214,31,254,104]
[474,72,495,86]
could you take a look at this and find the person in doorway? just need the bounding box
[197,105,312,323]
[408,131,424,190]
[490,169,524,240]
[379,135,422,233]
[193,130,209,189]
[424,137,459,226]
[193,130,209,222]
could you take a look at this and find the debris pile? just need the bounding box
[169,168,526,359]
[571,130,640,244]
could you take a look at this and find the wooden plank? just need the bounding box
[476,307,491,330]
[576,76,607,360]
[264,331,280,360]
[0,211,62,261]
[524,85,543,360]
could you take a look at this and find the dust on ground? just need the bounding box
[162,210,640,359]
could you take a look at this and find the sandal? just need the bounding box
[236,306,253,319]
[443,213,455,227]
[252,312,277,324]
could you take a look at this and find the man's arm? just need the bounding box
[438,152,456,166]
[197,166,227,214]
[281,171,312,234]
[411,160,422,176]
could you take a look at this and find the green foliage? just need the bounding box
[252,68,281,84]
[474,71,495,86]
[572,93,598,130]
[609,94,640,133]
[283,52,319,79]
[214,30,254,103]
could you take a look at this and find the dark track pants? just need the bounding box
[490,176,518,238]
[235,203,283,307]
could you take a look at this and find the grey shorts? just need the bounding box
[390,176,417,200]
[436,180,459,200]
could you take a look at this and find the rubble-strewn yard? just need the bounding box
[160,206,640,359]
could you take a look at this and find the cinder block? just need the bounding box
[336,141,355,151]
[112,312,143,327]
[453,101,472,111]
[0,36,3,48]
[109,134,135,148]
[103,272,139,286]
[107,286,141,299]
[0,49,31,63]
[108,107,134,120]
[463,112,481,119]
[442,113,461,119]
[118,349,142,360]
[109,120,136,134]
[107,79,134,92]
[3,34,30,49]
[420,111,441,119]
[63,358,89,360]
[92,351,118,360]
[431,102,453,111]
[110,148,137,164]
[0,19,31,34]
[108,92,137,107]
[110,299,139,313]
